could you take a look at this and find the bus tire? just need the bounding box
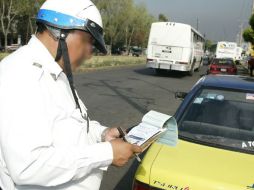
[189,62,195,76]
[196,61,202,72]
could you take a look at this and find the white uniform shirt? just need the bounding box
[0,36,113,190]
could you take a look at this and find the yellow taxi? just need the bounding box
[133,75,254,190]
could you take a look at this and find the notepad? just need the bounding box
[125,110,178,150]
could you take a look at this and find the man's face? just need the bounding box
[66,30,94,70]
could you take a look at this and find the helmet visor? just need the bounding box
[85,19,107,54]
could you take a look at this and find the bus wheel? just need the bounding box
[189,63,195,76]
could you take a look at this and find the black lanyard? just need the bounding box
[55,31,90,133]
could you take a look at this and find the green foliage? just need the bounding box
[1,0,154,50]
[78,55,145,71]
[94,0,155,50]
[158,14,169,22]
[249,14,254,30]
[0,0,44,48]
[0,52,10,60]
[205,40,213,51]
[243,14,254,45]
[243,27,254,44]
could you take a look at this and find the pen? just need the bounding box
[117,127,141,162]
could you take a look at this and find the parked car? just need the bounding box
[111,46,127,55]
[207,58,237,75]
[131,47,142,57]
[133,75,254,190]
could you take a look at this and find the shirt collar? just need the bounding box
[28,35,63,79]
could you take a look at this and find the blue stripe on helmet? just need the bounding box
[37,9,87,29]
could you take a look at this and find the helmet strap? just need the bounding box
[55,30,90,132]
[45,25,61,41]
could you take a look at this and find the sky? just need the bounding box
[134,0,253,43]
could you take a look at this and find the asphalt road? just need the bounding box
[73,64,248,190]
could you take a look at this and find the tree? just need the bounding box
[249,14,254,30]
[243,14,254,45]
[0,0,16,49]
[158,13,169,22]
[94,0,155,53]
[0,0,42,49]
[123,4,151,53]
[0,0,26,49]
[243,27,254,44]
[95,0,132,52]
[16,0,44,44]
[205,39,213,51]
[131,6,155,48]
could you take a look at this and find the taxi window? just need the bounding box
[178,88,254,154]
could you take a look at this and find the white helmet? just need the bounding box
[36,1,106,128]
[36,0,107,54]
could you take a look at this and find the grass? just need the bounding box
[0,52,10,61]
[0,52,146,71]
[77,55,146,71]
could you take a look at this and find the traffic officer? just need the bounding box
[0,0,142,189]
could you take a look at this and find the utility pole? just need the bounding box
[239,23,244,46]
[236,33,240,45]
[196,18,199,31]
[252,0,254,14]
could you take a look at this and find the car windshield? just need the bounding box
[178,88,254,154]
[212,59,234,65]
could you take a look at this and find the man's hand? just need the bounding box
[101,127,121,142]
[110,139,142,167]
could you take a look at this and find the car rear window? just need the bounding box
[178,88,254,154]
[212,59,234,65]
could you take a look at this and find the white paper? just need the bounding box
[125,110,178,147]
[142,110,171,128]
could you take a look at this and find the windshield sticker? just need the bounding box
[193,97,203,104]
[246,93,254,100]
[216,95,224,101]
[206,93,217,99]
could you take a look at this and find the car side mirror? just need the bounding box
[175,92,187,100]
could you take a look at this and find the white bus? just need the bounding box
[215,41,237,60]
[146,22,205,75]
